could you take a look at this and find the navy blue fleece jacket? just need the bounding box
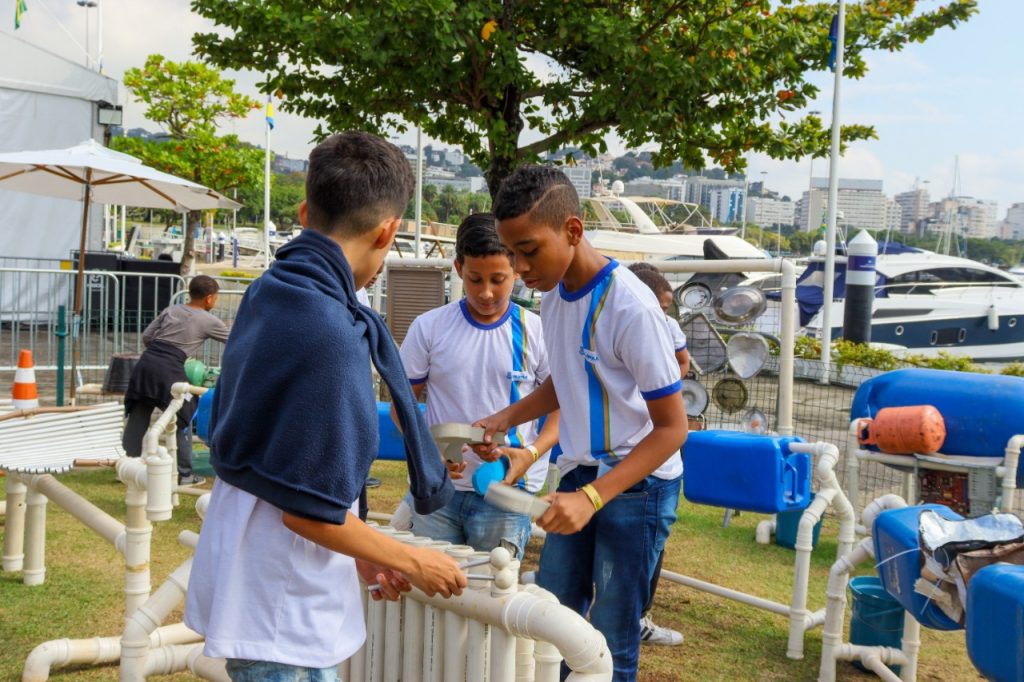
[209,228,452,523]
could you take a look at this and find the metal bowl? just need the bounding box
[741,408,769,435]
[726,332,770,380]
[712,286,767,326]
[679,312,728,374]
[681,379,709,417]
[674,281,713,311]
[712,377,749,413]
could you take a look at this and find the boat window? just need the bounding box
[873,309,931,319]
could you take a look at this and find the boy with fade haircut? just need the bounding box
[122,274,229,486]
[396,212,560,558]
[185,132,466,682]
[475,165,688,681]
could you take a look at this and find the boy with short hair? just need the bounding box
[398,213,559,557]
[185,132,466,681]
[122,274,229,485]
[476,165,688,681]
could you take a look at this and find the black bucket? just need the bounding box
[103,354,140,393]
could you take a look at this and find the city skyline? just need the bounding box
[7,1,1022,217]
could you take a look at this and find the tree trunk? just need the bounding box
[485,153,518,203]
[179,209,201,276]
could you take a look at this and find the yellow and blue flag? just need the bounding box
[265,95,275,130]
[15,0,27,30]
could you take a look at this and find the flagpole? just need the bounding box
[819,0,845,382]
[263,98,271,270]
[414,126,423,256]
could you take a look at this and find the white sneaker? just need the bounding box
[639,615,684,646]
[390,500,413,531]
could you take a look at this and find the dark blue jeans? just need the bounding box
[537,466,681,682]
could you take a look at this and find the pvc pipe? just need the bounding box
[120,556,193,681]
[660,569,791,616]
[3,475,27,572]
[144,444,174,522]
[195,493,211,520]
[858,651,905,682]
[1001,435,1024,513]
[787,485,836,659]
[522,585,563,682]
[443,546,474,681]
[861,494,907,532]
[23,486,48,586]
[185,647,230,682]
[899,609,921,682]
[777,259,797,436]
[22,624,198,682]
[348,586,367,682]
[400,538,432,682]
[755,516,776,545]
[23,474,125,547]
[818,538,873,682]
[118,459,153,618]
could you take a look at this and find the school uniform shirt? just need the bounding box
[541,259,683,480]
[665,314,687,352]
[356,288,370,306]
[400,300,551,493]
[185,480,364,668]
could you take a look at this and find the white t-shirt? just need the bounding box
[400,300,551,493]
[356,288,370,306]
[541,259,683,480]
[185,481,364,668]
[665,314,687,352]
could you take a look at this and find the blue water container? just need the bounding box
[683,430,809,514]
[849,576,905,674]
[194,387,215,442]
[872,504,963,631]
[967,564,1024,682]
[775,492,823,550]
[376,401,427,460]
[852,369,1024,484]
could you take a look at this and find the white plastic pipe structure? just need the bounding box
[661,440,854,660]
[817,495,912,682]
[14,387,204,680]
[343,526,613,682]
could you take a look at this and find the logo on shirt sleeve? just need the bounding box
[578,346,600,364]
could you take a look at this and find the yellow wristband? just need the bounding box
[526,445,540,463]
[580,483,604,512]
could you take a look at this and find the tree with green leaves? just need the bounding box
[112,54,263,274]
[191,0,975,198]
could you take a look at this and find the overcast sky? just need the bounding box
[9,0,1023,216]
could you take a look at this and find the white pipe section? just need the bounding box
[818,537,873,682]
[755,516,777,545]
[23,486,48,586]
[23,474,125,546]
[1001,435,1024,513]
[490,558,519,681]
[348,585,367,682]
[185,647,230,681]
[786,485,836,660]
[899,610,921,682]
[522,585,563,682]
[410,588,613,681]
[467,551,492,682]
[777,259,797,436]
[861,494,907,533]
[443,545,474,682]
[400,538,432,682]
[0,499,5,515]
[22,624,199,682]
[120,556,193,681]
[846,420,862,523]
[3,475,27,571]
[660,569,792,616]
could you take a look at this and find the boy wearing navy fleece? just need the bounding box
[185,132,466,681]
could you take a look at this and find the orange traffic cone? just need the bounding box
[12,349,39,410]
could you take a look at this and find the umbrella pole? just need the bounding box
[70,173,92,402]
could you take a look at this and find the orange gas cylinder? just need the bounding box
[858,405,946,455]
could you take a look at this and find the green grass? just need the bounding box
[1,465,979,681]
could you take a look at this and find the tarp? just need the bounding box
[0,34,117,320]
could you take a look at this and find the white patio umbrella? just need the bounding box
[0,139,241,398]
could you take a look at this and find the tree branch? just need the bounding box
[516,117,615,159]
[637,0,693,44]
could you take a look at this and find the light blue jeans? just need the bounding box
[406,490,533,557]
[225,659,339,681]
[537,466,681,682]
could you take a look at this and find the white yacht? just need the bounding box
[797,244,1024,360]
